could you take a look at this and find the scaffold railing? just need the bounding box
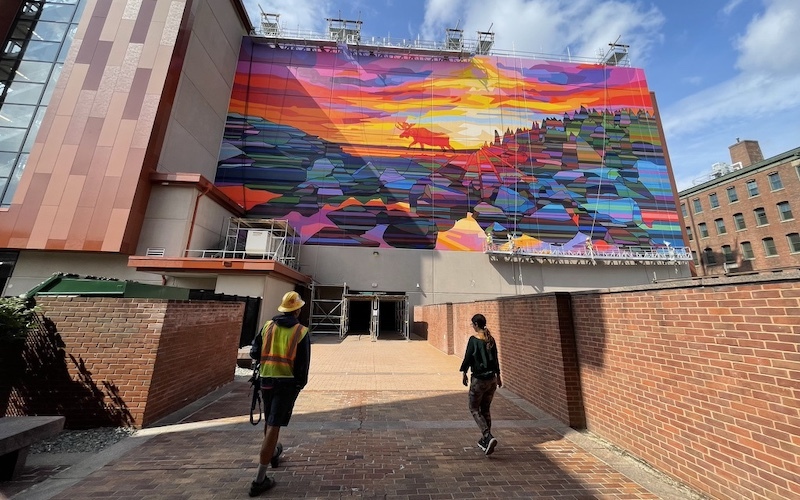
[485,241,692,265]
[252,28,625,66]
[184,218,302,270]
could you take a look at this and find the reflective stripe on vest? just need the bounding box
[259,322,306,379]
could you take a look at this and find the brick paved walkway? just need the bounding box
[11,334,698,499]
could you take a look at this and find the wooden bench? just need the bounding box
[0,416,65,481]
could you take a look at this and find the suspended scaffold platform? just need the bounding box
[485,240,692,266]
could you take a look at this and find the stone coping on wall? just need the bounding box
[565,269,800,296]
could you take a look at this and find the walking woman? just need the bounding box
[460,313,502,455]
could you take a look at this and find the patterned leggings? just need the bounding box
[468,375,497,438]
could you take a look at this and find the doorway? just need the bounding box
[344,293,408,340]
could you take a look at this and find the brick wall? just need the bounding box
[416,272,800,500]
[1,298,243,428]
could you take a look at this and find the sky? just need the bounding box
[241,0,800,191]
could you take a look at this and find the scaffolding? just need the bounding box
[485,240,692,266]
[185,218,301,270]
[251,15,627,66]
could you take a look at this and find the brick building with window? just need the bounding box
[678,140,800,276]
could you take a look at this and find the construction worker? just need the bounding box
[248,291,310,497]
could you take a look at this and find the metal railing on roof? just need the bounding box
[251,28,627,66]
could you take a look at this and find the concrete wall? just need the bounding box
[135,185,194,257]
[156,0,244,178]
[4,251,160,296]
[303,244,692,311]
[417,271,800,500]
[1,298,244,428]
[215,274,294,328]
[136,184,235,257]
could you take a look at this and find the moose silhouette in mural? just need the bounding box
[395,121,455,151]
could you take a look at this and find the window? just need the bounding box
[699,223,709,238]
[726,186,739,203]
[788,233,800,253]
[704,247,717,265]
[686,227,693,240]
[741,241,754,260]
[768,172,783,191]
[692,251,699,265]
[709,193,719,208]
[722,245,735,263]
[754,207,768,226]
[746,180,759,197]
[777,201,794,221]
[733,213,746,230]
[763,238,778,257]
[693,198,703,214]
[681,203,687,218]
[715,218,727,235]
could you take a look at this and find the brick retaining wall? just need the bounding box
[415,272,800,500]
[1,298,244,428]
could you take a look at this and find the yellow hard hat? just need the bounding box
[278,291,305,312]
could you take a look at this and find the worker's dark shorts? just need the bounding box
[261,384,301,427]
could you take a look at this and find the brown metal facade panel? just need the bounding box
[0,0,194,252]
[122,68,153,119]
[77,146,112,208]
[120,0,197,254]
[71,117,106,176]
[66,207,95,249]
[130,0,158,44]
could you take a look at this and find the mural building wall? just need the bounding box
[215,38,680,253]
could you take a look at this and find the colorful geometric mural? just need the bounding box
[215,37,681,251]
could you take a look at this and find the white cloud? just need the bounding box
[735,0,800,75]
[421,0,665,64]
[722,0,745,16]
[241,0,332,33]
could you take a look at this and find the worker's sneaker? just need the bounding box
[248,477,275,497]
[270,442,283,468]
[477,436,488,452]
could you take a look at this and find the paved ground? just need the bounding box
[4,333,701,499]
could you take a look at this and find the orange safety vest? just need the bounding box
[258,321,308,379]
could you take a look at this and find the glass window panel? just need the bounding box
[715,218,726,234]
[788,233,800,253]
[4,81,45,104]
[0,104,36,128]
[40,3,77,22]
[681,204,687,217]
[762,238,777,257]
[30,21,68,43]
[1,154,27,206]
[699,223,709,238]
[722,245,734,263]
[768,172,783,190]
[22,106,47,152]
[755,207,768,226]
[11,20,34,40]
[686,227,693,240]
[57,25,78,62]
[777,201,793,221]
[746,180,759,197]
[704,248,716,265]
[733,213,746,230]
[709,193,719,208]
[23,40,61,61]
[15,60,53,83]
[42,64,62,103]
[0,152,17,177]
[741,242,754,260]
[0,128,26,151]
[693,198,702,214]
[727,186,738,203]
[4,39,23,58]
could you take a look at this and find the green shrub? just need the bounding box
[0,297,39,344]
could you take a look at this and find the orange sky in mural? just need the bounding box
[230,53,653,151]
